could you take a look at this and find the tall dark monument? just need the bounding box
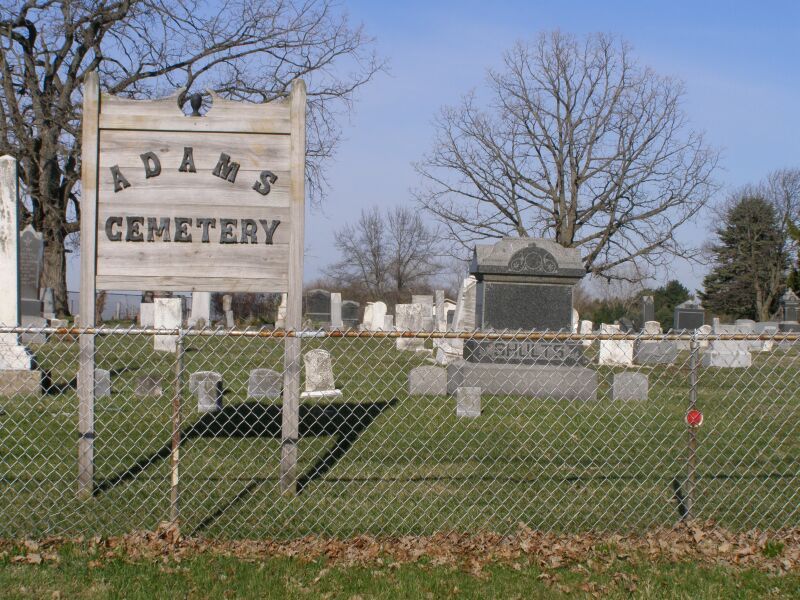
[449,238,597,400]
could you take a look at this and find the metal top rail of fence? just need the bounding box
[0,325,798,539]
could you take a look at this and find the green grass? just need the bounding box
[1,544,799,599]
[1,333,799,538]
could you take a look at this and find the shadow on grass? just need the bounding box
[94,399,398,500]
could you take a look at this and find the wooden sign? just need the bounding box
[78,72,306,498]
[82,82,304,293]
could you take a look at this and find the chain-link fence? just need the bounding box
[0,325,798,539]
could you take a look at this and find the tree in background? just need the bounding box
[0,1,381,315]
[788,219,800,293]
[700,194,788,321]
[415,31,719,281]
[330,206,444,305]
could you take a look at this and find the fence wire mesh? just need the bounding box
[0,325,798,539]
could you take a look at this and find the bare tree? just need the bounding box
[331,206,443,303]
[415,31,719,281]
[0,1,381,315]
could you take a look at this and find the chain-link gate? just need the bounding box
[0,325,798,539]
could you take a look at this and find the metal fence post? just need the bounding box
[685,330,700,521]
[170,328,185,524]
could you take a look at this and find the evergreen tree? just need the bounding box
[700,196,788,320]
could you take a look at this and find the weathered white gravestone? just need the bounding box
[452,276,477,331]
[153,297,183,352]
[395,303,426,351]
[0,156,41,395]
[456,387,481,418]
[191,371,223,413]
[330,292,343,329]
[247,368,282,399]
[139,302,155,327]
[598,323,634,366]
[579,319,593,347]
[188,291,211,328]
[300,349,341,399]
[434,289,447,331]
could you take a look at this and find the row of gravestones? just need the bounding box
[81,348,341,413]
[303,289,459,333]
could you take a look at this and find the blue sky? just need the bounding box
[303,0,800,293]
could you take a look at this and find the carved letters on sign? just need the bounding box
[109,148,278,194]
[104,216,281,244]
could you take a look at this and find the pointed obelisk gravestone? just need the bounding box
[0,155,42,395]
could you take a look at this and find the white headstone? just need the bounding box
[330,292,343,329]
[452,276,477,331]
[598,323,634,366]
[189,291,211,328]
[362,303,374,331]
[571,308,580,333]
[701,321,752,367]
[579,319,593,347]
[395,303,426,351]
[0,156,34,371]
[383,314,394,330]
[370,301,387,331]
[275,293,287,329]
[456,387,481,418]
[153,297,182,353]
[643,321,662,335]
[301,348,342,398]
[435,290,447,331]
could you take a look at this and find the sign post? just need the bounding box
[79,74,306,499]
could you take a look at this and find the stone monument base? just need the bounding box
[634,341,678,365]
[446,361,597,401]
[701,351,751,368]
[0,370,43,396]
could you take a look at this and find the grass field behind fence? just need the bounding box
[1,331,798,539]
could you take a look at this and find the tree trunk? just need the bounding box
[37,147,72,318]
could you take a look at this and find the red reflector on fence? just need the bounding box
[686,409,704,428]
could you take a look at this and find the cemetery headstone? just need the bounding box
[572,308,580,333]
[435,290,447,331]
[453,238,597,400]
[330,292,343,329]
[18,225,47,343]
[612,372,649,401]
[139,302,155,327]
[70,365,110,400]
[598,323,634,366]
[366,301,383,330]
[135,374,163,397]
[153,297,182,353]
[395,303,426,351]
[361,303,374,331]
[301,348,341,398]
[634,320,677,365]
[455,387,481,418]
[189,291,211,328]
[641,295,655,325]
[412,295,434,318]
[341,300,359,329]
[408,365,447,396]
[189,370,222,396]
[247,369,282,399]
[579,319,593,347]
[0,155,41,395]
[383,314,394,330]
[779,290,800,332]
[674,299,705,330]
[275,293,288,329]
[196,374,223,413]
[305,289,331,326]
[452,276,477,331]
[701,321,752,368]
